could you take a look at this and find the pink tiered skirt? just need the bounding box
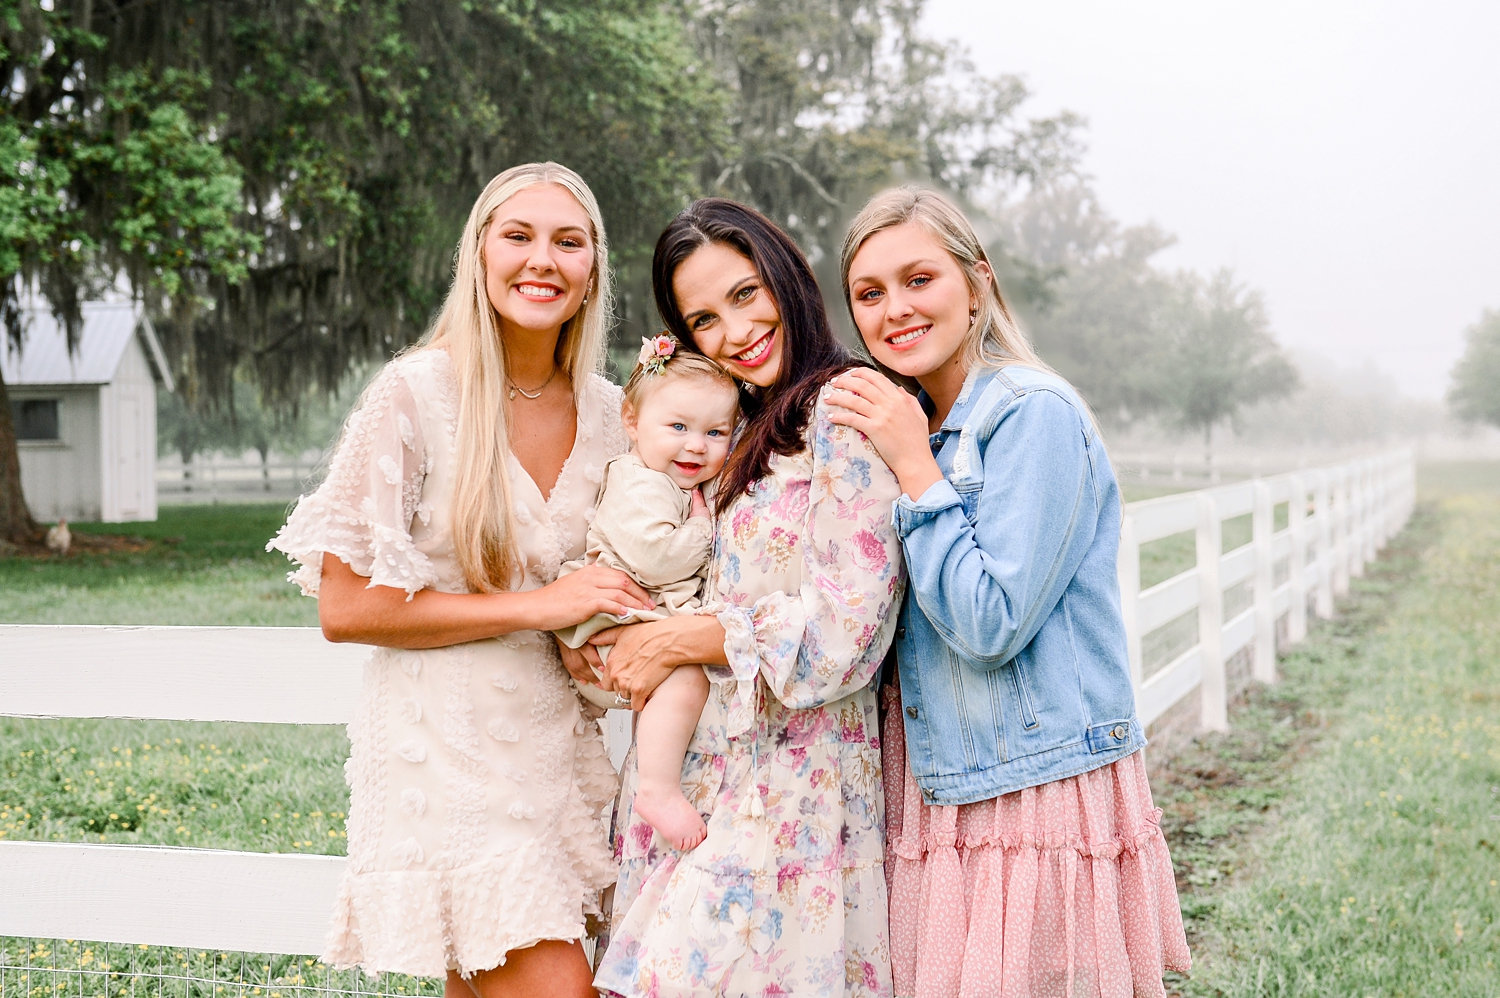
[881,686,1190,998]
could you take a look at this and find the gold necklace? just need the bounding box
[506,367,558,400]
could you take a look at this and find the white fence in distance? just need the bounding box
[1,449,1415,958]
[156,454,319,502]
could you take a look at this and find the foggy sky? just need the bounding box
[922,0,1500,401]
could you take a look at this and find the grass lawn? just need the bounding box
[1159,460,1500,996]
[0,503,316,626]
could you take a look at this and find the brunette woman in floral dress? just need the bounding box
[590,198,905,997]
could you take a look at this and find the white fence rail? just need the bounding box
[1,449,1416,958]
[156,455,318,502]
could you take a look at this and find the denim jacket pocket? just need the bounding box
[1002,660,1040,730]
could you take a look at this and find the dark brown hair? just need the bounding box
[652,198,859,506]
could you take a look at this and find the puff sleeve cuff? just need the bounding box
[267,363,438,600]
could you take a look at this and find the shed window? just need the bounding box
[11,399,60,441]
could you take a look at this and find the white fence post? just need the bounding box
[1287,474,1309,644]
[1332,466,1352,597]
[1315,471,1335,618]
[1351,458,1369,576]
[1252,480,1276,684]
[1196,491,1227,731]
[1117,510,1143,690]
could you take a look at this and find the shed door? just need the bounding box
[116,394,144,518]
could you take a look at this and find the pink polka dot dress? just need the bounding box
[881,685,1190,997]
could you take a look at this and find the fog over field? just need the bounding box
[925,0,1500,404]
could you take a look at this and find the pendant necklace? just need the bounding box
[507,367,558,401]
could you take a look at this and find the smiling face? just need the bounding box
[671,242,785,388]
[623,373,739,490]
[846,221,987,392]
[481,184,595,341]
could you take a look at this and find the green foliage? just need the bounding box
[1155,269,1298,448]
[0,0,727,536]
[0,117,67,279]
[1006,176,1301,444]
[156,368,360,468]
[1,0,725,405]
[1447,308,1500,428]
[1011,179,1180,421]
[674,0,1083,330]
[1,14,258,331]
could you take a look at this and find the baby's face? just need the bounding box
[624,376,738,490]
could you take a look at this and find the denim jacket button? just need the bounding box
[896,626,907,639]
[905,706,918,719]
[1111,724,1126,740]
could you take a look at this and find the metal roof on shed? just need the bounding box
[1,300,173,391]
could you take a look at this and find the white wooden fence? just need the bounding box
[156,454,317,503]
[0,449,1415,959]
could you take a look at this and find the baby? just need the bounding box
[556,335,738,850]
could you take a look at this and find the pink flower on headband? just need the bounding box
[637,333,676,376]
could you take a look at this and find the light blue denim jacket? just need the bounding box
[890,364,1144,805]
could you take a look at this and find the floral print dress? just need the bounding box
[594,387,906,998]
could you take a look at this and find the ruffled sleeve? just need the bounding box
[708,387,905,735]
[267,359,439,599]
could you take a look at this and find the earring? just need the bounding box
[968,308,978,329]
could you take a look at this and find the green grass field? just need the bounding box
[1,503,316,626]
[1159,461,1500,996]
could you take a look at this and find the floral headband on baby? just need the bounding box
[636,333,677,376]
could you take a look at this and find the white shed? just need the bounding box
[3,300,175,523]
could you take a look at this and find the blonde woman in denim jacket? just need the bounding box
[828,187,1190,998]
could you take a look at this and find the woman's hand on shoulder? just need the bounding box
[528,563,654,632]
[827,368,943,499]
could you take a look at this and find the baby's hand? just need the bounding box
[689,487,709,519]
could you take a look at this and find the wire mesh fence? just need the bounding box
[0,939,443,998]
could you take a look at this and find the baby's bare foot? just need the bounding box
[636,780,707,851]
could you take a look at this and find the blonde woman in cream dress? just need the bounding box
[270,163,651,998]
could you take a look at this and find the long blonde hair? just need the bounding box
[840,186,1051,376]
[423,162,612,592]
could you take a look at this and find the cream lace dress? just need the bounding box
[268,348,627,977]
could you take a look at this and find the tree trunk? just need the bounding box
[0,368,41,546]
